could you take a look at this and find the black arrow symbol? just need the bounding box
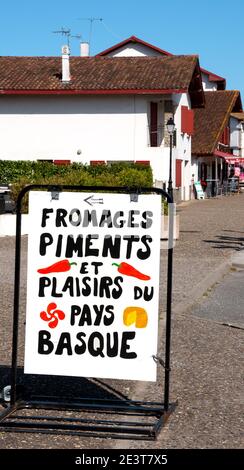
[84,195,104,206]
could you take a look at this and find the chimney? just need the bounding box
[61,45,70,82]
[80,42,90,57]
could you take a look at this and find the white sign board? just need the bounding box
[194,181,205,199]
[24,191,161,381]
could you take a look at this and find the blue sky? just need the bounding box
[1,0,243,100]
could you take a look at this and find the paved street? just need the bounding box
[0,193,243,449]
[190,268,244,328]
[172,193,244,311]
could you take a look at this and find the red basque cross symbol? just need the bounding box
[40,302,65,329]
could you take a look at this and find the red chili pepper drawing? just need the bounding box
[37,259,77,274]
[40,302,65,329]
[112,262,151,281]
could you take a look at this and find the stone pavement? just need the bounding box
[172,193,244,312]
[190,268,244,328]
[0,193,243,449]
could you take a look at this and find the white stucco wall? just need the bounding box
[104,43,164,57]
[0,95,142,162]
[191,158,199,181]
[0,91,193,200]
[0,94,171,183]
[230,117,241,156]
[201,72,217,91]
[241,123,244,157]
[172,93,192,200]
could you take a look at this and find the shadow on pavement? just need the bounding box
[180,230,201,233]
[222,229,244,234]
[203,234,244,251]
[0,364,129,404]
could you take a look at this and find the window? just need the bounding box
[181,106,194,135]
[149,102,158,147]
[148,102,163,147]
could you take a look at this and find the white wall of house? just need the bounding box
[201,72,218,91]
[0,94,143,162]
[103,43,163,57]
[0,94,172,187]
[230,116,242,156]
[0,92,193,199]
[173,93,192,200]
[191,158,199,181]
[241,123,244,157]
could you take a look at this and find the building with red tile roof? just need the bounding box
[192,90,244,193]
[97,35,226,91]
[0,53,204,200]
[97,35,244,196]
[0,55,203,102]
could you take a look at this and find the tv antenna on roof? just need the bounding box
[71,33,82,41]
[53,27,71,47]
[77,17,103,49]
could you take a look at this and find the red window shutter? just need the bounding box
[181,106,194,135]
[175,159,182,187]
[53,160,71,165]
[224,128,227,144]
[220,126,230,145]
[181,106,188,134]
[187,109,194,135]
[90,161,106,166]
[220,130,224,144]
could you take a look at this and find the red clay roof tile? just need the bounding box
[192,91,242,155]
[0,55,199,93]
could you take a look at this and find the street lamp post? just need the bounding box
[166,117,175,201]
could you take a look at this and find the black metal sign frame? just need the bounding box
[0,184,176,440]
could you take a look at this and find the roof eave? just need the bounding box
[192,151,213,157]
[188,59,205,108]
[210,91,242,152]
[96,35,172,57]
[201,67,226,86]
[193,91,243,157]
[0,88,188,96]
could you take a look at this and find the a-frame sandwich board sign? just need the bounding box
[0,184,176,440]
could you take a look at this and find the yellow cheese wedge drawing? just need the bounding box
[135,310,148,328]
[123,308,137,326]
[123,306,148,328]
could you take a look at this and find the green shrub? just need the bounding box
[163,201,168,215]
[2,161,153,212]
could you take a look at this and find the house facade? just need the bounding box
[192,91,244,194]
[1,35,242,201]
[97,36,204,200]
[98,35,244,196]
[0,53,204,201]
